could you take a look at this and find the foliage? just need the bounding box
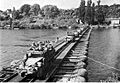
[100,5,109,18]
[91,3,95,24]
[1,3,120,29]
[78,0,86,24]
[29,4,41,16]
[42,5,59,18]
[95,0,105,24]
[0,11,9,21]
[12,10,20,19]
[0,16,6,21]
[20,4,31,16]
[84,0,92,25]
[106,4,120,18]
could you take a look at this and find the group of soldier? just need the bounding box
[22,41,55,67]
[29,41,54,52]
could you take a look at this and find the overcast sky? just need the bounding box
[0,0,120,11]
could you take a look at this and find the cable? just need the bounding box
[87,57,120,72]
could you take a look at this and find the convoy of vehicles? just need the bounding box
[0,27,86,82]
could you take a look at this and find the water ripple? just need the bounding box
[13,44,30,47]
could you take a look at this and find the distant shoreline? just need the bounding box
[0,17,82,30]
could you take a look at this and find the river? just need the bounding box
[1,28,120,82]
[0,29,72,69]
[87,28,120,82]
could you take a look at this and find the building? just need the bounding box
[106,18,120,25]
[110,18,120,25]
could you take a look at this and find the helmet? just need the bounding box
[37,62,42,67]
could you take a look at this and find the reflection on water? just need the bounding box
[0,29,70,69]
[88,28,120,82]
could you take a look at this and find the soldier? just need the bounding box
[56,37,59,42]
[29,42,37,50]
[37,41,41,47]
[19,53,29,70]
[36,61,45,79]
[23,53,29,67]
[36,42,44,51]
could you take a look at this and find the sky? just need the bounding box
[0,0,120,11]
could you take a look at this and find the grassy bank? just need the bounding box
[0,16,84,29]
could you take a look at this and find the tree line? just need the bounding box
[78,0,105,25]
[78,0,120,25]
[0,0,120,25]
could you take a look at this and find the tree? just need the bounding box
[0,10,10,21]
[78,0,86,24]
[12,7,16,19]
[84,0,92,25]
[29,4,41,16]
[101,5,109,18]
[106,4,120,18]
[20,4,31,16]
[91,3,95,24]
[13,10,20,19]
[42,5,59,18]
[96,0,105,24]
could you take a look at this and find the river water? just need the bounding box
[0,29,71,69]
[0,28,120,82]
[87,28,120,82]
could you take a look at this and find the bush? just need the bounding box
[30,24,40,29]
[13,21,20,28]
[42,5,59,18]
[19,23,30,29]
[40,24,46,29]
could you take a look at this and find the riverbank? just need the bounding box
[0,16,84,29]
